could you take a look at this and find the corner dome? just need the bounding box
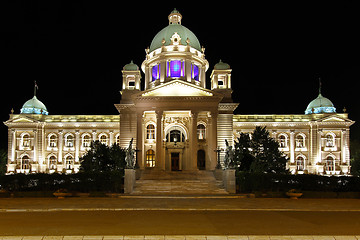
[305,93,336,114]
[123,60,139,71]
[214,60,230,70]
[149,9,201,52]
[20,96,48,115]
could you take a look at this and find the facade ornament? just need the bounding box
[224,139,235,169]
[125,138,135,169]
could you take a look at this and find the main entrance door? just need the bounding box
[197,150,206,170]
[171,153,180,171]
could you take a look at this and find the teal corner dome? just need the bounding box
[305,93,336,115]
[20,95,49,115]
[149,9,201,52]
[214,60,231,70]
[123,60,139,71]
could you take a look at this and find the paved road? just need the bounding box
[1,210,360,235]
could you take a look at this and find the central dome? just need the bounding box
[149,9,201,52]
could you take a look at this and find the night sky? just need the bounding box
[1,2,359,149]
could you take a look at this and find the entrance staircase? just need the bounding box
[131,170,228,195]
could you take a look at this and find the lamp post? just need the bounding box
[214,147,223,169]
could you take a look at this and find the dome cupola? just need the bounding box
[20,95,48,115]
[305,82,336,114]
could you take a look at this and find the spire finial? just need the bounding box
[34,80,38,97]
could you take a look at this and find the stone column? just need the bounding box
[155,110,164,170]
[190,111,198,169]
[136,111,143,169]
[210,111,218,169]
[10,129,16,163]
[289,130,295,163]
[75,130,80,163]
[58,130,63,172]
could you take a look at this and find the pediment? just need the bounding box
[5,115,40,124]
[139,80,215,97]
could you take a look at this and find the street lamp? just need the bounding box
[214,146,223,169]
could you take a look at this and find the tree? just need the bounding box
[0,149,7,175]
[234,126,289,174]
[80,141,126,173]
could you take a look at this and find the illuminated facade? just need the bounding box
[4,9,354,175]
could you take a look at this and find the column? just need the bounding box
[210,111,218,169]
[58,130,63,171]
[75,130,80,162]
[190,111,198,170]
[155,110,163,170]
[10,129,16,163]
[289,130,295,163]
[136,111,143,169]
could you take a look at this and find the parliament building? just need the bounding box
[4,10,354,176]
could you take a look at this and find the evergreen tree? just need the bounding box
[234,126,289,174]
[80,141,126,173]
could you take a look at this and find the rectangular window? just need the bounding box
[168,60,184,78]
[152,64,160,81]
[191,64,199,81]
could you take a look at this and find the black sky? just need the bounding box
[1,1,359,148]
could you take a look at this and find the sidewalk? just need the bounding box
[1,197,360,212]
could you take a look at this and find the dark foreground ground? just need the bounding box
[0,197,360,236]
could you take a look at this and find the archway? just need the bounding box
[197,150,206,170]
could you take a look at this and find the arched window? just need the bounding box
[65,134,74,147]
[146,149,155,168]
[82,134,91,147]
[296,135,305,148]
[146,124,155,140]
[326,134,335,147]
[197,124,206,140]
[49,156,57,170]
[66,155,73,170]
[22,134,30,148]
[49,134,57,148]
[22,155,30,170]
[279,135,287,148]
[296,156,305,171]
[326,156,335,171]
[99,134,108,145]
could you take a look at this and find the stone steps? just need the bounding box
[131,170,228,195]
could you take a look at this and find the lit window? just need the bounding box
[66,156,73,170]
[65,134,74,147]
[296,156,305,171]
[49,135,57,147]
[49,156,57,170]
[168,60,184,78]
[326,156,334,171]
[22,134,30,147]
[146,124,155,139]
[197,124,206,140]
[152,64,160,81]
[146,149,155,168]
[82,135,91,147]
[191,64,199,81]
[279,135,287,148]
[99,134,108,145]
[22,155,30,170]
[326,134,335,147]
[296,135,305,148]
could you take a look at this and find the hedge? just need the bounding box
[0,171,124,193]
[237,172,360,193]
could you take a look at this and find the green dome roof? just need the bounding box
[20,95,48,115]
[149,10,201,52]
[305,93,336,114]
[123,60,139,71]
[214,60,231,70]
